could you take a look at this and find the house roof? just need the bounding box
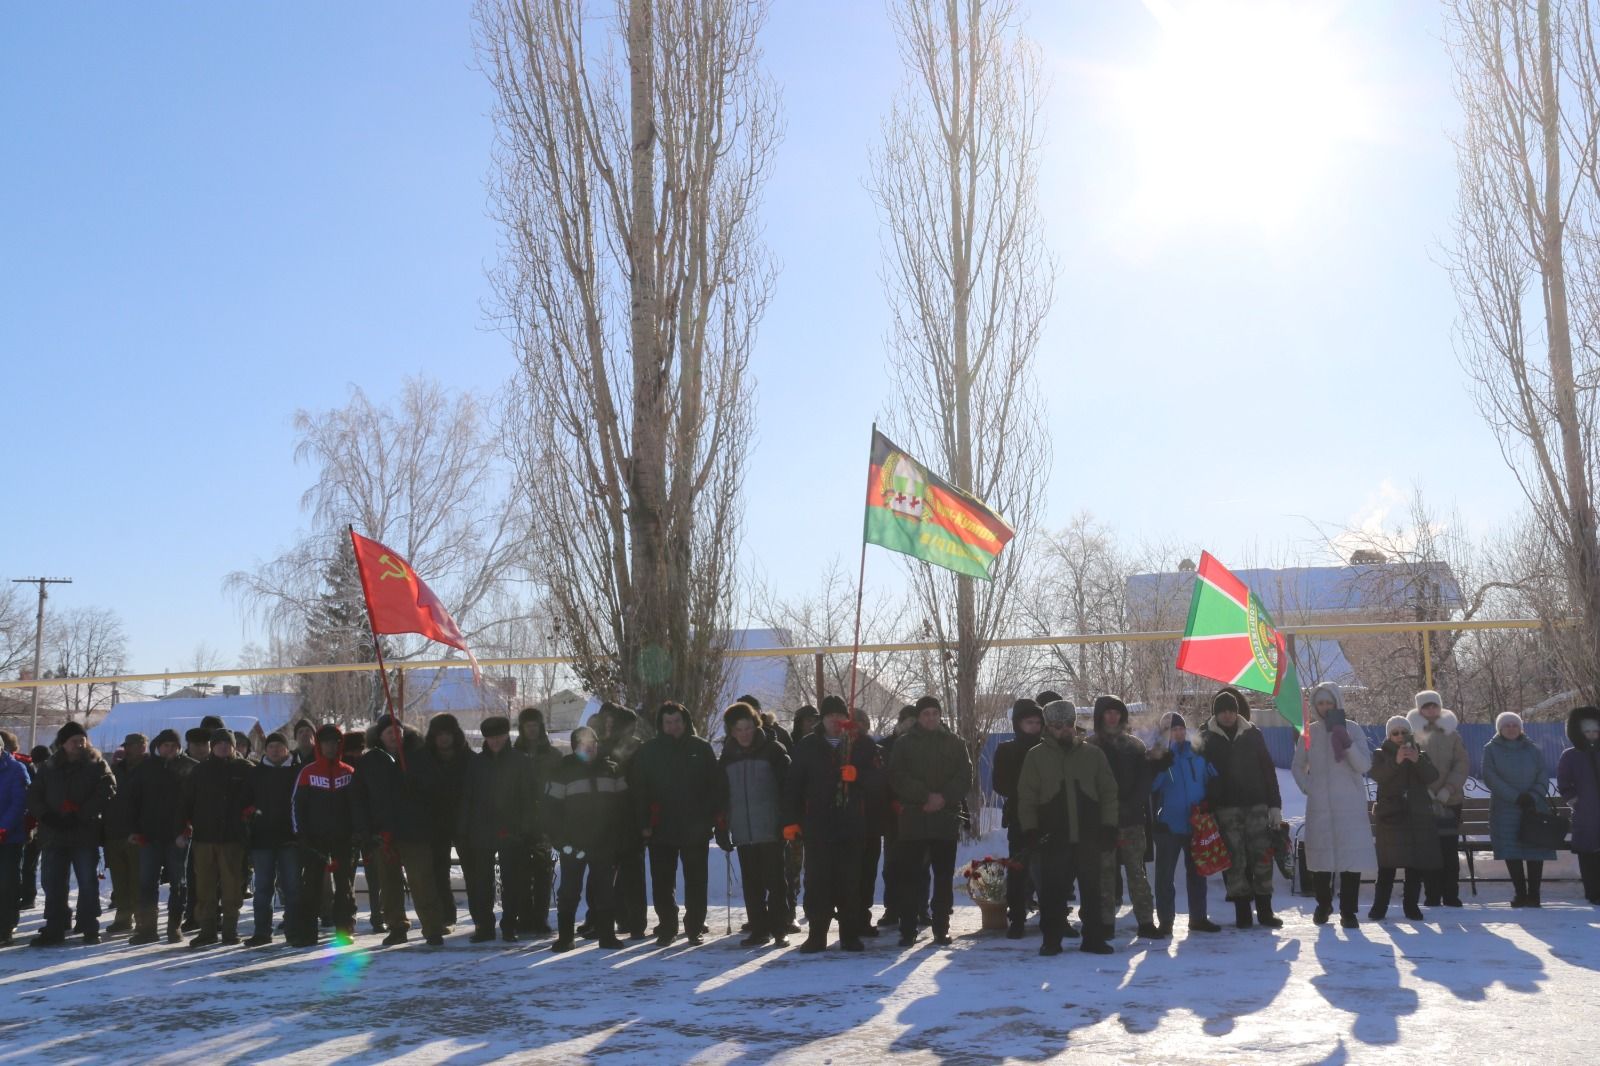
[1126,562,1463,622]
[88,692,299,750]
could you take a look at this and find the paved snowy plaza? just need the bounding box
[0,875,1594,1065]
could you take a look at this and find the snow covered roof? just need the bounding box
[88,692,299,750]
[402,667,512,714]
[1126,562,1463,622]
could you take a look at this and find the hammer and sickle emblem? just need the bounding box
[377,554,408,582]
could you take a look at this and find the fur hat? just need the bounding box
[54,721,87,746]
[151,728,181,749]
[819,695,849,719]
[199,715,225,731]
[723,702,759,733]
[1035,690,1064,707]
[1042,699,1076,729]
[1495,711,1524,735]
[185,727,211,745]
[794,704,820,729]
[480,715,512,739]
[1414,690,1443,711]
[1092,695,1129,732]
[210,727,235,748]
[517,706,545,726]
[122,732,149,748]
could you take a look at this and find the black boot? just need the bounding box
[596,917,624,949]
[1189,916,1222,933]
[1339,873,1361,928]
[551,913,575,953]
[1039,939,1062,957]
[1528,863,1544,908]
[1233,899,1253,929]
[1006,919,1026,940]
[1402,877,1426,921]
[220,915,240,946]
[1312,873,1333,925]
[1254,896,1282,929]
[1507,861,1529,907]
[1369,875,1394,920]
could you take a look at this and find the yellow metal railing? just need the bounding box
[0,616,1559,693]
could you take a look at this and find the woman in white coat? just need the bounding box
[1292,683,1378,927]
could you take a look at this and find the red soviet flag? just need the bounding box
[348,529,472,654]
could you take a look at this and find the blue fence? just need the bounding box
[973,722,1573,796]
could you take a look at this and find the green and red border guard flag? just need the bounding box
[1176,551,1304,732]
[349,529,479,679]
[863,429,1015,580]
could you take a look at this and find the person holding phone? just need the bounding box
[1368,717,1440,921]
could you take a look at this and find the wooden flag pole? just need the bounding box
[349,526,403,770]
[846,424,877,723]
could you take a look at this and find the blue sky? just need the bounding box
[1,1,1522,679]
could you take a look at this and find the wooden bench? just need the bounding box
[1348,793,1574,895]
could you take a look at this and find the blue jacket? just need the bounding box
[0,749,29,840]
[1150,741,1215,835]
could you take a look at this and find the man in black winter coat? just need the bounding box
[353,714,447,947]
[103,732,147,935]
[594,703,647,939]
[512,706,562,935]
[459,716,540,943]
[632,701,724,946]
[27,721,114,946]
[126,729,194,945]
[1086,695,1161,940]
[546,726,630,951]
[784,696,881,953]
[414,713,470,930]
[181,729,255,948]
[245,732,299,946]
[782,705,821,931]
[993,698,1044,937]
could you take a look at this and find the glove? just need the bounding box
[782,824,802,842]
[560,844,574,856]
[715,826,731,852]
[0,828,6,844]
[60,800,80,815]
[1097,824,1120,851]
[839,764,857,783]
[1329,727,1352,758]
[1268,808,1282,827]
[241,805,257,821]
[1516,793,1536,810]
[574,849,587,861]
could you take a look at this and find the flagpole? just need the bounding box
[349,526,399,725]
[846,424,876,723]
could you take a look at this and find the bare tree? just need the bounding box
[228,378,523,691]
[0,584,32,680]
[479,0,780,727]
[1021,513,1136,707]
[1446,0,1600,703]
[871,0,1054,805]
[751,559,920,735]
[45,606,127,723]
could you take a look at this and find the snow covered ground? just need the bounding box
[2,771,1593,1064]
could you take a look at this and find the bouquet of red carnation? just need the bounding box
[957,855,1021,904]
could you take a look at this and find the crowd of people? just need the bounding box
[0,685,1596,958]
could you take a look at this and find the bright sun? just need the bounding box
[1116,0,1375,232]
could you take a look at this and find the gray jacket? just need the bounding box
[720,732,789,846]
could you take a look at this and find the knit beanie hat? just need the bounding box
[151,728,181,749]
[1011,698,1043,730]
[1042,700,1076,729]
[264,732,288,748]
[210,727,235,748]
[55,721,87,746]
[1211,688,1248,718]
[1496,711,1524,735]
[1414,690,1443,711]
[1385,715,1413,737]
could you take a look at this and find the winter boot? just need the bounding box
[1402,878,1426,921]
[381,928,408,947]
[106,915,133,936]
[551,913,576,953]
[799,923,829,953]
[1006,918,1027,939]
[81,928,101,945]
[188,929,219,950]
[1233,900,1254,929]
[1254,896,1282,929]
[243,930,273,947]
[1528,864,1544,908]
[1039,939,1063,957]
[220,915,240,946]
[1369,875,1394,920]
[596,918,624,950]
[1508,862,1530,907]
[1338,873,1362,927]
[502,922,519,944]
[931,925,953,947]
[1136,921,1165,939]
[653,922,677,947]
[1189,916,1222,933]
[470,926,496,944]
[740,928,770,947]
[1079,936,1114,955]
[30,928,67,948]
[1312,872,1333,925]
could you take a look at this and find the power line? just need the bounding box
[12,576,72,750]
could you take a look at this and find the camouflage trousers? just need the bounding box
[1215,805,1276,900]
[1098,825,1154,926]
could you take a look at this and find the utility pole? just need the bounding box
[13,577,72,750]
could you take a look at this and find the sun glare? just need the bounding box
[1117,0,1375,233]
